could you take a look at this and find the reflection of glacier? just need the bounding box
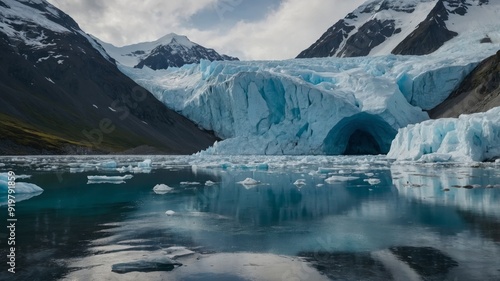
[391,165,500,217]
[186,168,393,226]
[121,36,499,155]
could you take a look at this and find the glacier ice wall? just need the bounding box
[388,107,500,163]
[120,38,499,155]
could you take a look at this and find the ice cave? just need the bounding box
[322,113,397,155]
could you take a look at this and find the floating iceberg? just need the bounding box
[99,160,117,169]
[0,173,43,194]
[205,180,216,186]
[138,159,152,168]
[388,107,500,163]
[325,176,359,183]
[87,174,133,184]
[293,179,306,187]
[153,184,173,195]
[237,178,261,187]
[180,181,200,186]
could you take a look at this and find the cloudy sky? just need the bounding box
[47,0,365,60]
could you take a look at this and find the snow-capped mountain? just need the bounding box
[97,33,238,70]
[297,0,498,58]
[0,0,217,154]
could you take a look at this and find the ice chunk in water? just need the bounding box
[87,175,133,184]
[0,173,43,194]
[325,176,359,183]
[237,178,261,187]
[99,160,117,169]
[153,184,173,195]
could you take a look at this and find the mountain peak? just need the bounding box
[156,33,195,48]
[98,33,238,70]
[297,0,499,58]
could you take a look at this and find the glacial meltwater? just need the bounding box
[1,155,499,281]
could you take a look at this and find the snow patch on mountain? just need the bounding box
[0,0,70,39]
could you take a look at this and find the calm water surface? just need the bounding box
[1,155,499,280]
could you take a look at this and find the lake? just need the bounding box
[1,155,500,280]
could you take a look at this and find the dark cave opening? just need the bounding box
[343,129,382,155]
[322,113,397,155]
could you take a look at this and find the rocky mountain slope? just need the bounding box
[97,33,238,70]
[429,50,500,118]
[297,0,497,58]
[0,0,217,155]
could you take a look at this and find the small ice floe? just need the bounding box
[165,210,175,216]
[163,246,195,259]
[316,184,324,187]
[0,163,5,167]
[317,167,336,174]
[293,179,306,187]
[111,256,182,274]
[153,184,173,195]
[180,181,200,186]
[99,160,117,169]
[116,165,133,173]
[92,104,98,109]
[70,167,85,173]
[365,173,375,177]
[324,176,359,184]
[138,159,152,168]
[1,174,43,194]
[87,174,133,184]
[205,180,216,186]
[237,178,260,188]
[364,178,381,185]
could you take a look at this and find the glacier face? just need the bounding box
[123,57,431,155]
[118,33,499,155]
[388,106,500,163]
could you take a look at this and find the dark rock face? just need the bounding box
[337,19,397,57]
[429,50,500,118]
[297,17,399,59]
[0,0,218,155]
[135,39,238,70]
[296,20,355,58]
[392,0,458,55]
[298,0,491,59]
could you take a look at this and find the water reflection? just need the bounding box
[1,156,500,280]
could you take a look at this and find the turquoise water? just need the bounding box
[1,156,500,280]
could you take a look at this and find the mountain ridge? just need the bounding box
[297,0,498,58]
[97,33,238,70]
[0,0,218,155]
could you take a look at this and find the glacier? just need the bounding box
[388,107,500,163]
[115,29,500,155]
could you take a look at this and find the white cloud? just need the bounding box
[48,0,365,60]
[183,0,366,59]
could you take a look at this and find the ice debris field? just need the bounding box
[119,28,500,161]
